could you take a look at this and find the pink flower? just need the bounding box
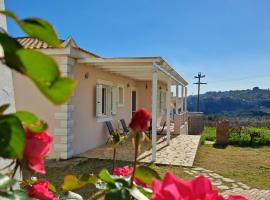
[23,128,53,174]
[151,172,247,200]
[129,108,151,132]
[113,165,131,177]
[113,165,147,187]
[27,181,59,200]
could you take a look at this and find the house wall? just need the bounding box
[12,55,66,158]
[136,81,167,126]
[72,64,136,155]
[13,53,170,158]
[72,64,168,155]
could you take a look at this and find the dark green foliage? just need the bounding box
[188,87,270,118]
[202,126,270,147]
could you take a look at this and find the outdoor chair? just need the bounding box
[105,121,118,144]
[120,119,129,135]
[105,121,126,144]
[147,120,167,139]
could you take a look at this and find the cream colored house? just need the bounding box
[12,37,188,161]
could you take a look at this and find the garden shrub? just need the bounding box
[228,126,270,147]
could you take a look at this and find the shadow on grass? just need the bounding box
[211,142,270,149]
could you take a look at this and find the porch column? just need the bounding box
[151,66,158,161]
[185,87,188,111]
[181,85,184,112]
[166,79,171,144]
[175,85,179,114]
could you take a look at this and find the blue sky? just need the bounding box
[6,0,270,95]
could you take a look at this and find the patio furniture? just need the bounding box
[105,121,119,144]
[147,120,167,138]
[120,119,129,135]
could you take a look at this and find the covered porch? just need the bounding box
[77,57,189,162]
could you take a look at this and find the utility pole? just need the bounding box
[193,72,207,112]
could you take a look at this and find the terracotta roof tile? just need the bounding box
[16,37,99,57]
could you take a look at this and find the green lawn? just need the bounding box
[24,158,192,200]
[194,144,270,189]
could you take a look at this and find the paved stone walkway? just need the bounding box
[138,135,201,166]
[80,134,201,167]
[183,167,270,200]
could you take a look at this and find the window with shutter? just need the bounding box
[112,86,117,115]
[96,83,113,118]
[118,85,124,106]
[96,84,102,117]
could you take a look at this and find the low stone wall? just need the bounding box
[174,112,188,135]
[188,112,204,135]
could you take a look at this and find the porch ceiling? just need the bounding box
[77,57,188,86]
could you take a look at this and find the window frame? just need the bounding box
[96,80,113,121]
[117,84,125,107]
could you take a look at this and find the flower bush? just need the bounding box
[0,9,247,200]
[23,128,53,174]
[27,181,59,200]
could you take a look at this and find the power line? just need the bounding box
[193,72,207,112]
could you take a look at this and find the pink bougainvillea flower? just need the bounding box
[27,181,59,200]
[113,165,147,187]
[129,108,151,132]
[151,172,247,200]
[23,128,53,174]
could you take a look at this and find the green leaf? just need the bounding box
[62,191,83,200]
[0,174,16,189]
[99,169,115,184]
[105,188,130,200]
[0,32,22,55]
[0,104,9,114]
[61,175,86,191]
[35,77,77,104]
[0,32,24,73]
[77,173,98,185]
[128,188,149,200]
[0,190,29,200]
[19,179,35,189]
[0,11,61,48]
[134,166,161,186]
[48,182,57,193]
[13,49,60,84]
[5,48,76,104]
[0,11,18,21]
[15,111,47,132]
[88,175,99,185]
[0,114,25,158]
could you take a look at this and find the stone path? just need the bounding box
[138,135,201,166]
[80,134,201,167]
[183,167,270,200]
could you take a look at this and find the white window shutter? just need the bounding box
[112,86,117,115]
[107,86,112,115]
[96,84,102,117]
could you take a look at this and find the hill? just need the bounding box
[187,87,270,118]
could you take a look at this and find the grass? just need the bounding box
[201,126,270,147]
[23,158,192,200]
[201,126,216,142]
[194,144,270,189]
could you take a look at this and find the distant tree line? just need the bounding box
[188,87,270,118]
